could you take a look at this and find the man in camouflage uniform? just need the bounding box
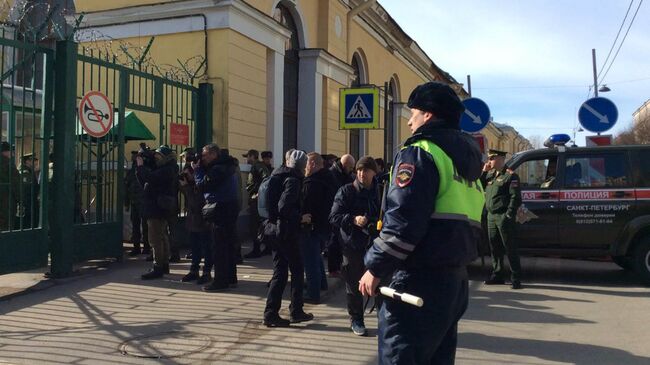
[0,142,19,231]
[19,153,40,229]
[481,149,523,289]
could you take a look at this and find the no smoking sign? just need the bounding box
[79,91,114,138]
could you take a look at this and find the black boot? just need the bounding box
[244,249,262,259]
[141,265,164,280]
[128,247,141,256]
[182,271,199,282]
[162,264,170,274]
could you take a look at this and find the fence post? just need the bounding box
[196,82,214,149]
[50,40,78,277]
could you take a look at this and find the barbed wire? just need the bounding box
[0,0,207,84]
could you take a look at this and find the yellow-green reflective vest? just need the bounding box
[405,139,485,227]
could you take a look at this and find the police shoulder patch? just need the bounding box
[395,163,415,188]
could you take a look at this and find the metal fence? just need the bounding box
[0,28,53,274]
[0,34,212,276]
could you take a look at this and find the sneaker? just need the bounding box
[484,277,506,285]
[290,311,314,324]
[181,271,199,282]
[197,273,212,285]
[141,266,164,280]
[244,249,262,259]
[203,281,229,292]
[511,280,523,290]
[263,315,291,328]
[351,321,367,336]
[128,248,141,257]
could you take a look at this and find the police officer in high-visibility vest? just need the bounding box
[359,82,485,364]
[481,149,523,289]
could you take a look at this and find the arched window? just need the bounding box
[349,52,366,159]
[274,3,300,152]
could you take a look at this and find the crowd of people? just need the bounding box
[127,81,522,364]
[126,138,389,332]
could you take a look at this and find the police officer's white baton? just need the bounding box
[379,287,424,307]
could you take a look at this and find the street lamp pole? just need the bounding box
[592,48,599,98]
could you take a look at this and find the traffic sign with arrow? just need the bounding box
[578,97,618,133]
[460,97,491,133]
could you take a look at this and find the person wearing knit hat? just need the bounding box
[359,82,485,363]
[330,155,380,336]
[263,149,314,328]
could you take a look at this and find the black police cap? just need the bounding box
[406,82,465,125]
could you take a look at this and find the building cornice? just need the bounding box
[77,0,291,54]
[299,48,355,85]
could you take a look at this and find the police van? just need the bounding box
[505,135,650,284]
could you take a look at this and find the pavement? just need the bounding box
[0,244,378,364]
[1,249,650,364]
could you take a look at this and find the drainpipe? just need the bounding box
[346,0,377,61]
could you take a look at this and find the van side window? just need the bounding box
[564,154,629,188]
[514,157,558,189]
[637,150,650,187]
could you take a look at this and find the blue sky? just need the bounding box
[380,0,650,145]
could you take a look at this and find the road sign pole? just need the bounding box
[467,75,472,97]
[592,49,598,98]
[383,81,389,163]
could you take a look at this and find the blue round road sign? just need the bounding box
[578,97,618,133]
[460,97,491,133]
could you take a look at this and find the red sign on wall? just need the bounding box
[169,123,190,146]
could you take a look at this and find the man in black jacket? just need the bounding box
[330,156,380,336]
[327,153,356,277]
[125,151,150,256]
[300,152,336,303]
[193,144,240,292]
[136,145,178,280]
[263,149,314,327]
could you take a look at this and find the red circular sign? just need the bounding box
[79,91,114,138]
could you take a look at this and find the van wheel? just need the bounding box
[612,256,632,271]
[633,236,650,285]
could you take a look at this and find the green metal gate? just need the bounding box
[0,33,212,277]
[70,46,202,264]
[0,29,53,274]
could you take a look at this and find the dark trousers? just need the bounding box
[327,231,343,273]
[189,230,213,274]
[342,248,366,322]
[487,213,521,281]
[378,267,469,365]
[167,214,179,257]
[211,214,238,285]
[130,204,149,250]
[264,229,304,319]
[300,230,328,300]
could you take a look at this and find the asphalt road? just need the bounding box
[0,254,648,364]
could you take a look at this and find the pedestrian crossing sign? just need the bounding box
[339,87,380,129]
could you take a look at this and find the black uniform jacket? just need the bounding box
[365,121,483,278]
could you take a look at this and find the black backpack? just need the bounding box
[257,174,283,220]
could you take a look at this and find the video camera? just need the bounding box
[183,148,201,164]
[137,143,156,167]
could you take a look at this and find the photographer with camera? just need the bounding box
[329,156,380,336]
[136,145,179,280]
[192,143,239,292]
[178,161,213,285]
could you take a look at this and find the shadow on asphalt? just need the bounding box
[459,332,650,365]
[0,243,380,364]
